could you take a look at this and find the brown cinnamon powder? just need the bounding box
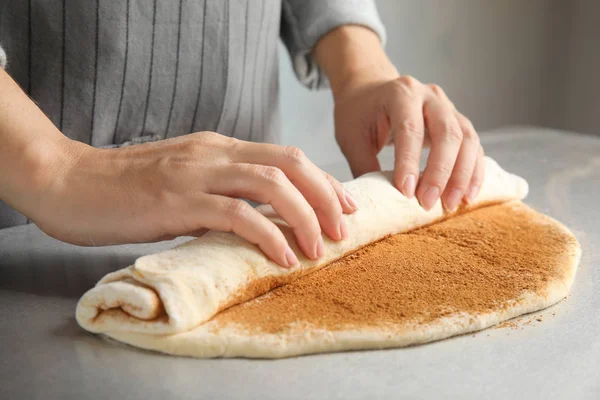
[213,202,576,334]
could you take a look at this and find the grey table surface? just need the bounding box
[1,126,599,400]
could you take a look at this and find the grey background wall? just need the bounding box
[557,0,600,133]
[279,0,600,167]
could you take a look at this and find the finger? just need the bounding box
[189,228,208,237]
[323,172,358,214]
[206,163,323,260]
[417,89,463,210]
[387,78,425,198]
[441,112,480,212]
[465,146,485,204]
[230,142,346,243]
[194,194,299,268]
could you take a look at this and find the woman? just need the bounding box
[0,0,483,267]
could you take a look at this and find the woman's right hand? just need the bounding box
[33,132,358,268]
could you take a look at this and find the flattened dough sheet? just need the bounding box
[73,157,581,359]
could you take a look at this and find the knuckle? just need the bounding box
[430,119,462,141]
[226,199,252,222]
[400,119,424,138]
[463,128,480,145]
[443,123,463,142]
[255,165,284,182]
[428,83,445,97]
[196,131,223,147]
[283,146,307,165]
[222,135,238,148]
[223,136,241,156]
[392,76,421,97]
[201,131,220,140]
[460,119,479,142]
[179,138,201,155]
[428,162,454,179]
[189,131,208,140]
[256,165,285,184]
[449,182,469,193]
[397,75,418,88]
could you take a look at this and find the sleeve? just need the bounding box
[280,0,386,90]
[0,44,7,69]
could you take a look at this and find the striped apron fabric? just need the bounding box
[0,0,385,228]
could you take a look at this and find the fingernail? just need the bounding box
[466,185,480,204]
[444,188,463,212]
[421,185,440,210]
[344,190,359,211]
[284,246,299,267]
[316,236,325,259]
[340,218,349,240]
[402,174,417,198]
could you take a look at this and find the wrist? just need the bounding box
[331,61,398,101]
[1,131,85,220]
[314,25,398,99]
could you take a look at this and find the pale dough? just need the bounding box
[75,157,579,358]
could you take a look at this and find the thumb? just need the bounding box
[341,140,382,178]
[336,109,388,178]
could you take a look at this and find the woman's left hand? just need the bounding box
[315,26,485,213]
[334,73,485,212]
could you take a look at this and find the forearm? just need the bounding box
[0,68,78,217]
[313,25,398,98]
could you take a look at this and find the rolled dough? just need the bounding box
[75,157,579,358]
[106,202,581,358]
